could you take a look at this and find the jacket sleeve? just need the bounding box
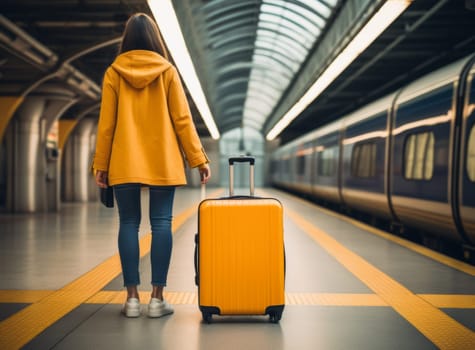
[167,67,209,168]
[92,68,118,172]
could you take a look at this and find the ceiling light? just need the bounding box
[266,0,413,141]
[148,0,220,139]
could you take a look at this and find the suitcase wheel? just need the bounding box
[267,306,284,323]
[202,312,212,323]
[269,311,282,323]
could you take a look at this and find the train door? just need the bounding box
[0,135,6,210]
[459,58,475,245]
[391,82,458,241]
[294,141,313,194]
[312,132,341,204]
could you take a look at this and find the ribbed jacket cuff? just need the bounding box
[187,148,209,168]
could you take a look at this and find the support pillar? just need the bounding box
[11,97,45,212]
[63,118,96,202]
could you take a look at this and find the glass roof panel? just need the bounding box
[208,15,255,32]
[286,2,326,26]
[259,13,317,40]
[262,2,323,30]
[254,39,302,62]
[296,0,338,14]
[188,0,339,132]
[256,36,308,60]
[249,79,286,95]
[243,0,339,131]
[256,25,310,49]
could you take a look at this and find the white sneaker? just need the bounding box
[147,298,174,318]
[122,298,141,318]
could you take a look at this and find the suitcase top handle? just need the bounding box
[229,156,255,165]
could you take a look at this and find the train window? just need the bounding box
[270,160,277,174]
[318,147,336,176]
[404,132,434,180]
[467,125,475,181]
[297,156,305,175]
[351,143,376,178]
[283,159,290,174]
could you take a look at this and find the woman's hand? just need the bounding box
[95,170,109,188]
[198,164,211,184]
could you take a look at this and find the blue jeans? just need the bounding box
[113,183,175,287]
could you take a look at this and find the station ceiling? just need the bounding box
[1,0,475,145]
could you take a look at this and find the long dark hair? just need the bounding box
[119,13,169,59]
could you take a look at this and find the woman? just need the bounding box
[92,13,211,318]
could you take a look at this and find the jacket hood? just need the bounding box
[111,50,171,89]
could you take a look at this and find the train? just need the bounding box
[270,53,475,260]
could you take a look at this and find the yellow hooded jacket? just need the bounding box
[92,50,209,186]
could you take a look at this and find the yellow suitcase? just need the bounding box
[195,157,285,323]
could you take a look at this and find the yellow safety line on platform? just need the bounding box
[420,294,475,309]
[0,189,223,350]
[286,208,475,350]
[0,290,53,303]
[348,219,475,277]
[274,190,475,276]
[2,290,474,309]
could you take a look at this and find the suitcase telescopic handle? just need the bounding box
[228,156,255,196]
[228,156,255,165]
